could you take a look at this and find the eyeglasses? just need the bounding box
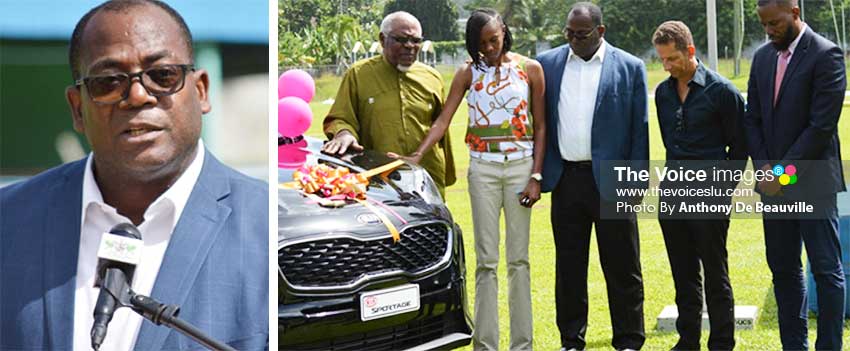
[675,106,686,132]
[75,64,195,104]
[565,26,599,41]
[388,35,424,45]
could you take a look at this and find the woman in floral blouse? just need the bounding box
[391,8,546,351]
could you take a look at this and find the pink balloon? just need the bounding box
[279,139,309,169]
[278,69,315,102]
[278,97,312,137]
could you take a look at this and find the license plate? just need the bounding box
[359,284,420,321]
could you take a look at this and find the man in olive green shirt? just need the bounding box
[322,11,456,194]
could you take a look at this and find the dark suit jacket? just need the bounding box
[536,43,649,194]
[744,27,846,196]
[0,153,269,350]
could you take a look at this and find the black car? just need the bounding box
[278,136,472,350]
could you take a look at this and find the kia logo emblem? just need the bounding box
[357,213,382,224]
[365,296,377,307]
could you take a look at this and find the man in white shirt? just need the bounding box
[0,1,269,350]
[536,2,649,350]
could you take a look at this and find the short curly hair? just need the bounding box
[68,0,193,81]
[652,20,694,53]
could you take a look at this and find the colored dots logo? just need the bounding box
[775,164,798,186]
[785,165,796,176]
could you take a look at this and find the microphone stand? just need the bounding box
[128,293,237,351]
[97,281,236,351]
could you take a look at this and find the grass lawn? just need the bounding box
[299,59,850,350]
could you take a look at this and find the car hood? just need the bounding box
[278,137,449,244]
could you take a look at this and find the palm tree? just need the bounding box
[503,0,558,56]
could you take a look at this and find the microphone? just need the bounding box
[90,223,143,351]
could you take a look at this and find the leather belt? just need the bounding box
[470,149,533,163]
[563,160,592,168]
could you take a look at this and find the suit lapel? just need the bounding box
[757,42,778,122]
[548,45,570,130]
[776,28,811,105]
[134,153,233,350]
[594,45,616,116]
[44,160,85,349]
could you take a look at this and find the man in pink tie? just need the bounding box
[744,1,847,350]
[773,50,790,105]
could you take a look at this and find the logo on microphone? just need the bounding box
[97,233,143,265]
[105,240,137,254]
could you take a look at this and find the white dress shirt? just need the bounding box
[558,40,607,162]
[72,141,205,351]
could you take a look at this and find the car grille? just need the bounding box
[279,223,450,289]
[281,314,464,351]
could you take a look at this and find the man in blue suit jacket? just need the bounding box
[0,1,268,350]
[746,1,846,349]
[536,2,649,350]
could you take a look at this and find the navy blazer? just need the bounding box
[536,43,649,193]
[0,153,269,350]
[744,28,846,196]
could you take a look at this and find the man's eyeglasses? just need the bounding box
[389,35,424,45]
[75,64,195,104]
[675,106,686,132]
[565,26,599,41]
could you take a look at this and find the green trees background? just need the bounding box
[280,0,850,68]
[384,0,460,41]
[279,0,459,66]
